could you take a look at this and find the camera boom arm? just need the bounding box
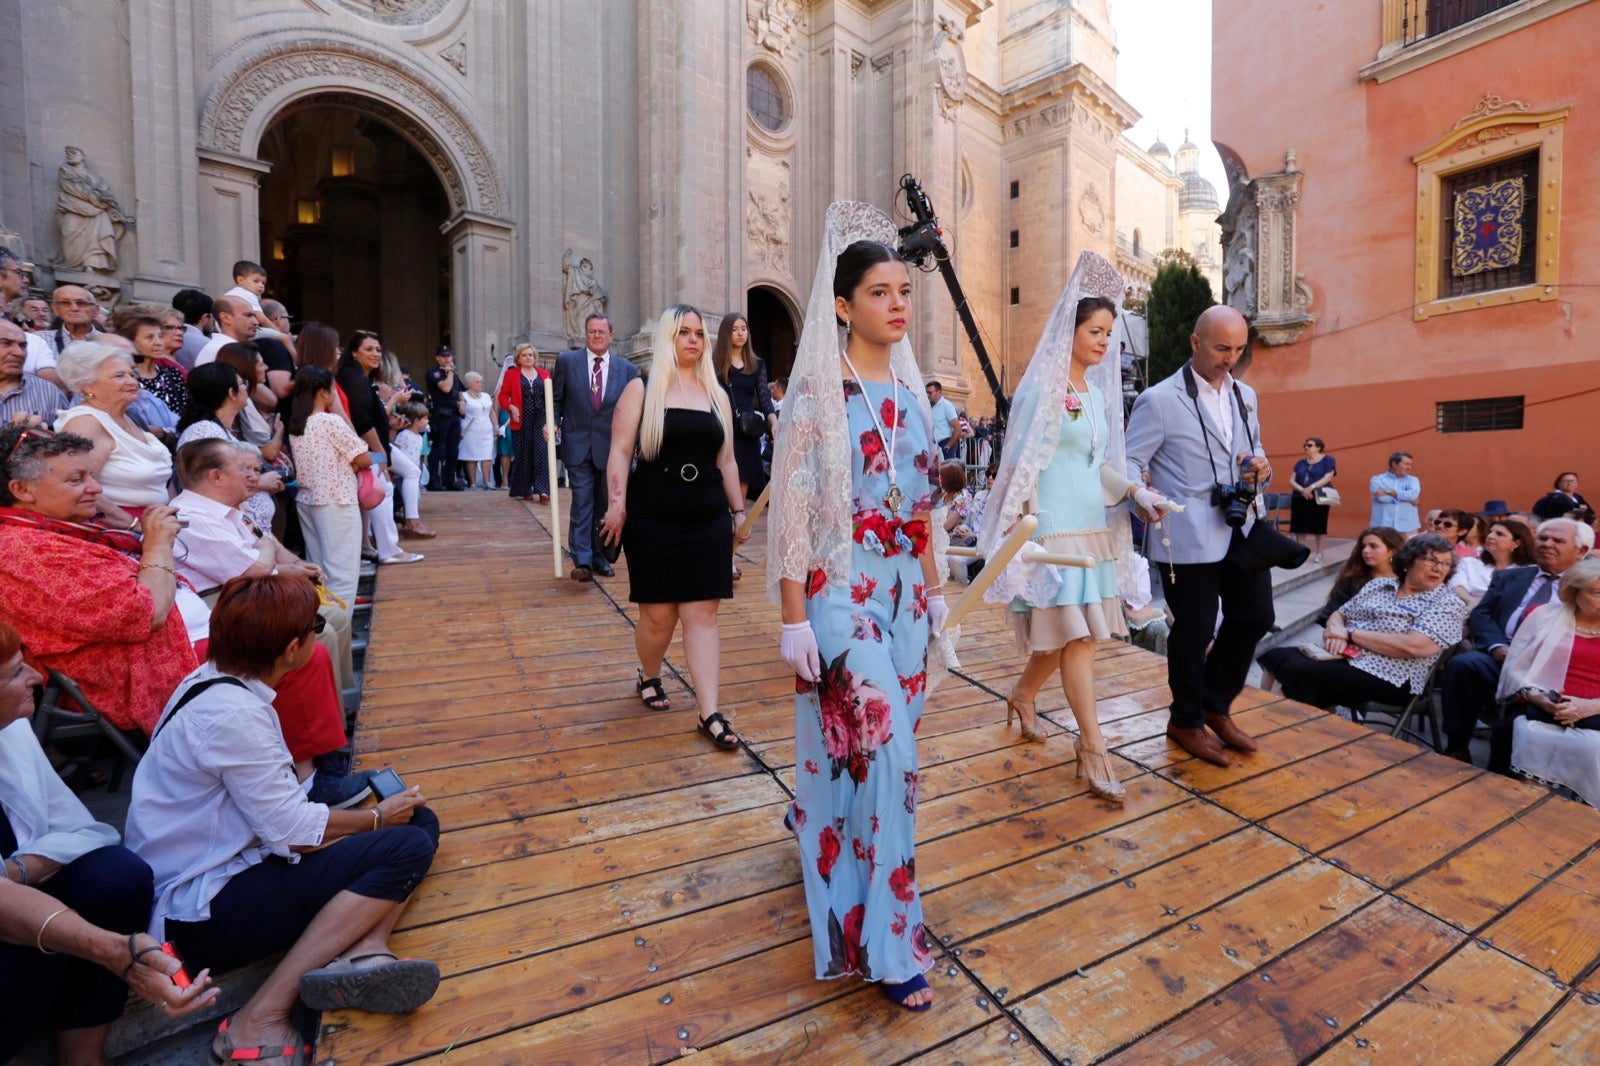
[895,174,1009,430]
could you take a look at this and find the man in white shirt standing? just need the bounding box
[193,294,257,366]
[924,380,961,460]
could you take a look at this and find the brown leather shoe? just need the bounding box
[1204,713,1259,753]
[1166,725,1231,767]
[404,520,437,540]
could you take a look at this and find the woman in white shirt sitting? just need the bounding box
[126,574,441,1065]
[1450,517,1536,608]
[53,339,173,525]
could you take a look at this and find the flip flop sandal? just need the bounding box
[882,973,933,1012]
[636,670,671,710]
[211,1016,311,1065]
[697,711,740,751]
[298,952,441,1014]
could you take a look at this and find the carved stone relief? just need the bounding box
[439,40,466,76]
[933,16,967,121]
[198,40,505,216]
[746,149,791,271]
[55,147,133,274]
[328,0,454,25]
[1078,183,1105,236]
[748,0,802,58]
[1220,149,1314,345]
[561,249,608,346]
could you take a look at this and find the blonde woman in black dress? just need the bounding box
[600,305,749,751]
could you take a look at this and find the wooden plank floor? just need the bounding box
[319,493,1600,1064]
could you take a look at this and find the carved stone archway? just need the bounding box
[193,36,513,377]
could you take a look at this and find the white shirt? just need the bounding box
[193,332,230,366]
[1194,371,1235,452]
[586,348,610,399]
[20,330,55,374]
[125,664,330,939]
[0,719,120,862]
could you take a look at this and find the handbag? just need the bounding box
[1314,486,1342,507]
[593,513,623,565]
[356,467,385,511]
[736,409,767,440]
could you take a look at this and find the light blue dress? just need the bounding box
[790,379,940,984]
[1010,381,1128,647]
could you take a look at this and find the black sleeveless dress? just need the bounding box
[622,408,734,603]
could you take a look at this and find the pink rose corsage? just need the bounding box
[1064,394,1083,420]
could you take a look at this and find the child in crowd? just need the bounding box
[392,401,435,539]
[222,259,275,333]
[287,366,374,601]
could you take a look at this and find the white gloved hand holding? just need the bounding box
[780,621,822,682]
[926,594,949,639]
[1133,487,1168,514]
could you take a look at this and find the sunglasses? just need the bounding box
[1432,519,1457,529]
[310,614,327,636]
[5,426,54,464]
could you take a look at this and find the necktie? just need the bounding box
[1509,571,1557,640]
[591,355,604,412]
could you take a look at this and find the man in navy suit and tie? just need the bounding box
[552,314,640,581]
[1441,517,1590,760]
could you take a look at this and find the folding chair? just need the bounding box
[1359,644,1461,753]
[1260,491,1294,532]
[32,670,147,792]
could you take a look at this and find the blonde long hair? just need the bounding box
[639,304,731,461]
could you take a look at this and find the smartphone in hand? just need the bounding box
[367,768,407,800]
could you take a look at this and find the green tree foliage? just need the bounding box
[1145,250,1216,384]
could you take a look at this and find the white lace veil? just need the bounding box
[975,250,1138,607]
[767,201,935,603]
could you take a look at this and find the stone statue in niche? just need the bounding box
[56,147,133,274]
[933,16,967,120]
[561,250,608,346]
[1219,179,1258,317]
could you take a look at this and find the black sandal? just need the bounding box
[636,671,670,710]
[697,711,740,750]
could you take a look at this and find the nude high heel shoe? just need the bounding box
[1005,686,1046,744]
[1075,737,1126,803]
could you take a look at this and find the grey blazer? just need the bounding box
[1123,364,1267,565]
[551,348,641,469]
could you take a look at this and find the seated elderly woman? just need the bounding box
[0,423,202,733]
[1490,559,1600,801]
[53,339,174,525]
[1258,533,1468,711]
[126,575,441,1064]
[0,620,217,1064]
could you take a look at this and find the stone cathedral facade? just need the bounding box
[0,0,1215,411]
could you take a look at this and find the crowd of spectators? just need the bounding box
[1257,467,1600,806]
[0,256,451,1058]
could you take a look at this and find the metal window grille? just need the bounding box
[746,66,788,132]
[1403,0,1522,45]
[1436,395,1524,433]
[1440,151,1537,298]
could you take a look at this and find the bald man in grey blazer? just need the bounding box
[1124,306,1273,767]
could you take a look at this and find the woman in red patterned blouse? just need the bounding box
[0,424,198,733]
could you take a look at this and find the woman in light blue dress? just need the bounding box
[978,253,1166,803]
[770,211,946,1011]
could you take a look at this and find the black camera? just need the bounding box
[1211,481,1258,528]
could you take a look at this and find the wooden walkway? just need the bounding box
[320,493,1600,1064]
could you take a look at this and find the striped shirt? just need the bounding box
[0,371,65,424]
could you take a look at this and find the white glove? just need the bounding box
[926,594,949,639]
[780,621,821,683]
[1133,487,1167,514]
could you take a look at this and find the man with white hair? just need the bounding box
[1440,516,1594,760]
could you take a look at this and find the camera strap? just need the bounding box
[1180,364,1257,484]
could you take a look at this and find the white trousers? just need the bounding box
[391,446,422,520]
[298,499,363,604]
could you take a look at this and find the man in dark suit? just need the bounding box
[552,314,639,581]
[1441,517,1590,759]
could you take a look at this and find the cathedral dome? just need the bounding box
[1179,170,1219,212]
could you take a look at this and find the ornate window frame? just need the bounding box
[745,61,798,150]
[1411,98,1565,321]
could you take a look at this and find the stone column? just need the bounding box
[196,149,271,297]
[443,211,515,382]
[126,0,201,299]
[633,0,743,365]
